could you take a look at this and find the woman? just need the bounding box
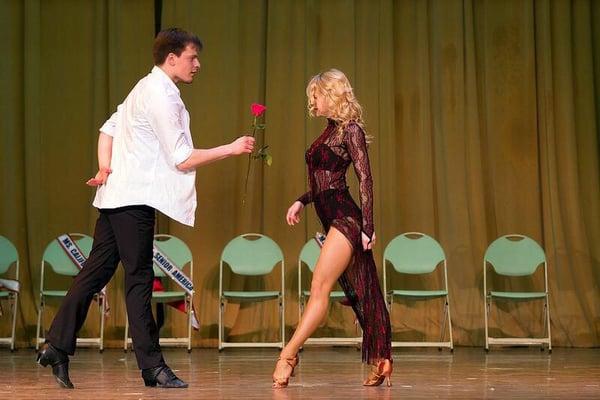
[272,69,392,388]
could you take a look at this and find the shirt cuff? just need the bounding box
[99,122,116,137]
[173,145,193,166]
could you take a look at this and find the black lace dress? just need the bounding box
[297,119,392,364]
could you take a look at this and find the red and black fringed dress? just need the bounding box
[297,119,392,364]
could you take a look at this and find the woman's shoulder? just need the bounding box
[342,120,366,137]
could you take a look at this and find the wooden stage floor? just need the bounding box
[1,346,599,399]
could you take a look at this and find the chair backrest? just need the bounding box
[0,236,18,276]
[484,234,546,276]
[42,233,93,276]
[298,239,320,272]
[221,233,283,276]
[153,234,193,278]
[383,232,446,274]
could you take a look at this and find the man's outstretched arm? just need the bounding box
[176,136,255,171]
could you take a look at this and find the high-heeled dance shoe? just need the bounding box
[363,359,393,387]
[272,354,299,389]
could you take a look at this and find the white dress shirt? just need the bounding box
[93,66,197,226]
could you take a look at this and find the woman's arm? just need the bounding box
[345,123,374,240]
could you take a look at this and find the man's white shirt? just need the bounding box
[93,66,197,226]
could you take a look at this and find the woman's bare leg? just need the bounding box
[273,227,352,382]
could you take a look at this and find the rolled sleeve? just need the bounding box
[99,105,123,137]
[146,92,194,167]
[173,141,194,165]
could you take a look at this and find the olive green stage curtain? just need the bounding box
[1,0,599,348]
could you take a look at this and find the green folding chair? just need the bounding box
[0,236,19,351]
[124,234,195,352]
[484,234,552,352]
[298,239,361,346]
[36,233,105,351]
[219,233,284,350]
[383,232,453,350]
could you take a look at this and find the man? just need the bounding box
[37,28,255,389]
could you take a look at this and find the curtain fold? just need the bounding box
[1,0,598,348]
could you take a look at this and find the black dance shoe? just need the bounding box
[36,343,74,389]
[141,365,188,388]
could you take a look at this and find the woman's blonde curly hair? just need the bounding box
[306,69,372,143]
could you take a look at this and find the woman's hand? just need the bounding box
[286,201,304,226]
[86,168,112,186]
[362,231,376,251]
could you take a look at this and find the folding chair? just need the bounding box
[218,233,284,350]
[36,233,105,351]
[124,234,194,352]
[383,232,453,350]
[0,236,19,350]
[484,234,551,352]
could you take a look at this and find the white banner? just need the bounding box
[56,234,110,315]
[152,244,199,330]
[57,234,87,270]
[0,279,19,293]
[152,244,194,296]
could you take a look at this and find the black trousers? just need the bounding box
[46,205,164,370]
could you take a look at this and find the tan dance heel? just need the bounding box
[272,354,299,389]
[363,359,393,387]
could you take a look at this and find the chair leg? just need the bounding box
[123,312,129,352]
[218,298,224,351]
[388,294,394,318]
[35,297,44,351]
[484,296,490,351]
[11,293,18,351]
[299,296,304,325]
[545,295,552,352]
[99,295,105,352]
[187,296,193,353]
[298,296,304,351]
[354,317,363,350]
[446,296,454,350]
[279,294,285,349]
[440,299,449,344]
[388,294,393,328]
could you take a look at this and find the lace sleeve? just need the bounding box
[344,123,374,238]
[297,191,313,206]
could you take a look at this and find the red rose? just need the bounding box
[251,103,267,117]
[243,102,270,204]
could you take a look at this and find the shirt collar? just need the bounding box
[151,65,180,95]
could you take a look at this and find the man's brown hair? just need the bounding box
[153,28,203,65]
